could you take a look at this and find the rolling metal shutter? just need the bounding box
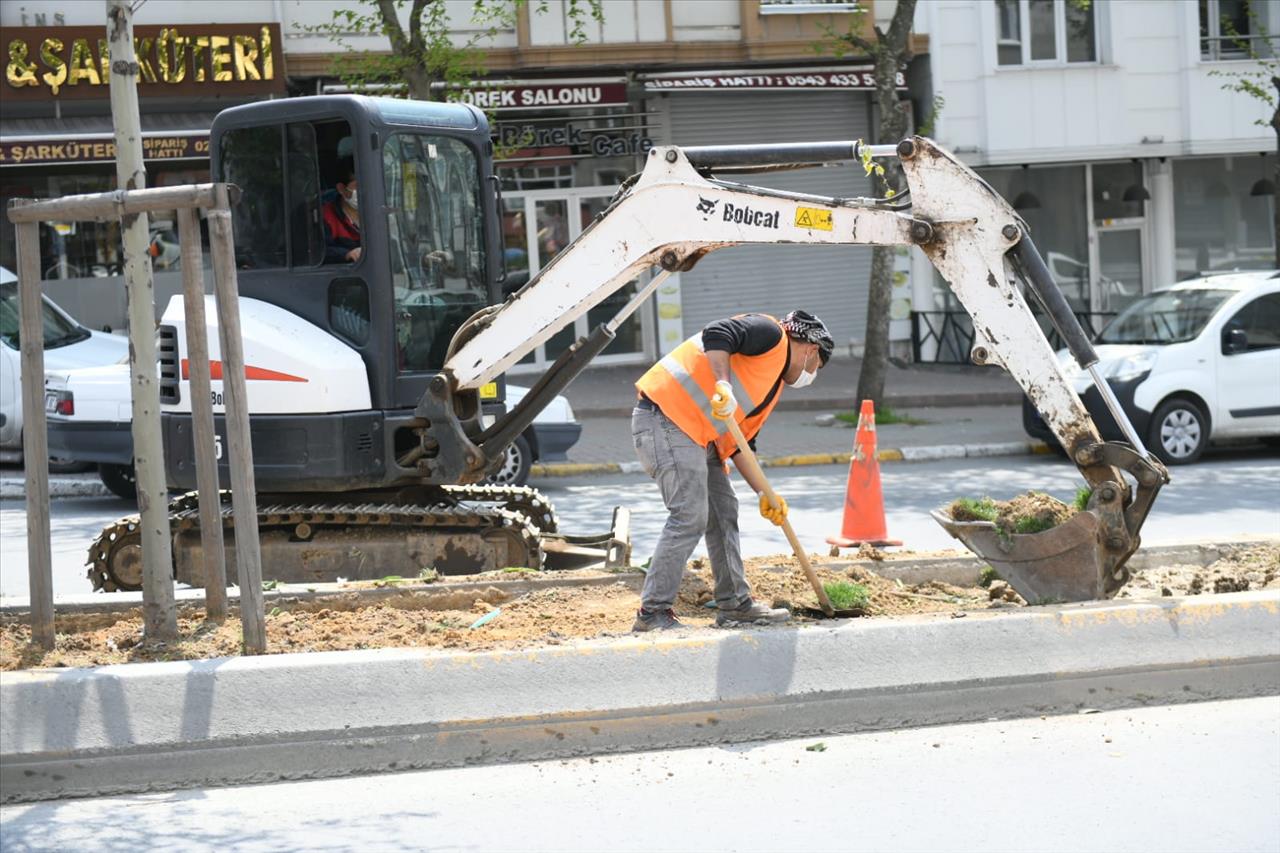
[658,91,874,347]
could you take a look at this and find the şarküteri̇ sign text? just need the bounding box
[5,24,285,100]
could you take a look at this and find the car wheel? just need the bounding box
[98,463,138,500]
[486,433,533,487]
[1147,397,1208,465]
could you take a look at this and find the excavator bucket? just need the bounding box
[930,508,1117,604]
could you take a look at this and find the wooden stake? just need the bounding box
[178,207,228,620]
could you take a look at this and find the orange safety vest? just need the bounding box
[636,315,790,461]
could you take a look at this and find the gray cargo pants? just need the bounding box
[632,402,753,612]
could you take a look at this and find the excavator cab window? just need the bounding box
[383,132,487,372]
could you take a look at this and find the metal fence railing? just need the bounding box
[911,309,1117,365]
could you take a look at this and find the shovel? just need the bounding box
[722,416,837,618]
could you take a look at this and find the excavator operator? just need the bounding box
[323,156,362,264]
[631,310,835,632]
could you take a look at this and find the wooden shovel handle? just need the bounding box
[723,416,835,617]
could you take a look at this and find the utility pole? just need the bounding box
[107,0,177,640]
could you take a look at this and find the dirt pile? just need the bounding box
[948,491,1076,537]
[3,543,1274,671]
[1120,544,1279,599]
[0,557,986,671]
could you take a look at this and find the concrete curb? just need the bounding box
[3,590,1278,802]
[0,477,111,500]
[531,440,1049,478]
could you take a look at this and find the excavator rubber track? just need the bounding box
[86,486,554,593]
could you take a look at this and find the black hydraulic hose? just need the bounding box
[1011,235,1099,369]
[683,141,859,170]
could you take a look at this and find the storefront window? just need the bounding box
[959,164,1091,311]
[1173,154,1277,280]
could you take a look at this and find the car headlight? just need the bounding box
[1102,350,1157,382]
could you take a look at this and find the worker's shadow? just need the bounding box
[712,621,800,730]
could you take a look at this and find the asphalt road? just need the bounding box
[2,449,1278,603]
[2,697,1276,852]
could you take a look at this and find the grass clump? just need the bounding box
[949,496,999,523]
[1074,487,1093,511]
[834,406,929,427]
[978,565,1000,588]
[823,581,870,611]
[1013,515,1057,535]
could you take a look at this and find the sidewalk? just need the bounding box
[549,403,1040,474]
[557,356,1022,418]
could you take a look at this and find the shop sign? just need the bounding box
[495,119,653,163]
[643,67,905,92]
[0,134,210,166]
[4,24,284,100]
[442,81,629,111]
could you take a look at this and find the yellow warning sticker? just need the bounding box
[794,207,833,231]
[480,382,499,399]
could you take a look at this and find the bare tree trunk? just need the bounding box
[1272,78,1279,269]
[854,0,916,407]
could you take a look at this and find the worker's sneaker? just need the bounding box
[715,598,790,628]
[632,608,683,632]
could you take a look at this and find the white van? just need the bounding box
[1024,270,1280,464]
[0,266,129,463]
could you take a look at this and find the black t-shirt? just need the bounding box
[700,314,792,452]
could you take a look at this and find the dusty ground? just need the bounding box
[3,544,1276,672]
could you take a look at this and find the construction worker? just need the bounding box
[631,310,835,631]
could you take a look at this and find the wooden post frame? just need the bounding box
[7,181,261,653]
[177,207,229,620]
[15,221,55,650]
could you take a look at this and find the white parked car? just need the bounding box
[0,266,129,465]
[44,362,580,497]
[1023,270,1280,464]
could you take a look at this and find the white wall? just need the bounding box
[924,0,1276,165]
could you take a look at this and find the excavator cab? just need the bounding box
[162,96,508,493]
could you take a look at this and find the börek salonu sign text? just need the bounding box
[4,24,285,99]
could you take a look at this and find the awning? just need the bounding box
[0,112,218,167]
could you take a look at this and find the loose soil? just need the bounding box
[3,544,1276,672]
[949,491,1076,537]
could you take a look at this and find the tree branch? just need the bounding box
[409,0,430,52]
[377,0,412,55]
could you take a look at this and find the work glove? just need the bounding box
[710,380,737,421]
[759,493,788,527]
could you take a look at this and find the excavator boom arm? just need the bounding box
[419,136,1167,602]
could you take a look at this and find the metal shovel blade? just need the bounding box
[930,508,1109,603]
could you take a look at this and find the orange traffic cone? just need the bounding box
[827,400,901,549]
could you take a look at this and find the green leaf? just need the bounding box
[806,742,828,752]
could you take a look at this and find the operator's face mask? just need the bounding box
[344,183,359,209]
[787,348,818,389]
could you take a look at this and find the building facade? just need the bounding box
[2,0,927,374]
[913,0,1278,362]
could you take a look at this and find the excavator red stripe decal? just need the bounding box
[181,359,308,383]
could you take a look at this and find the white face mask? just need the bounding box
[786,350,818,388]
[345,188,359,209]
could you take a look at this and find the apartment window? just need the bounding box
[996,0,1097,66]
[1200,0,1276,60]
